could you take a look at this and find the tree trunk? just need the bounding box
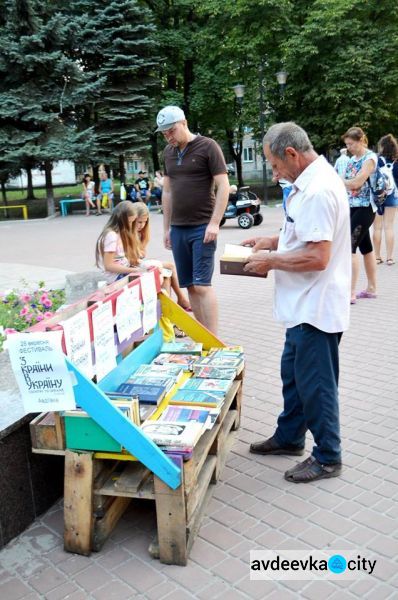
[44,160,55,217]
[226,127,244,188]
[92,164,100,196]
[119,155,125,184]
[26,167,36,200]
[151,132,160,172]
[1,180,7,204]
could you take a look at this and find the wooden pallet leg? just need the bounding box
[64,450,94,556]
[154,475,187,565]
[231,383,242,430]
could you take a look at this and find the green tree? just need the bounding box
[280,0,398,150]
[0,0,97,214]
[68,0,159,182]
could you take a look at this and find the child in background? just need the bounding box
[133,203,191,310]
[82,173,95,216]
[95,202,142,283]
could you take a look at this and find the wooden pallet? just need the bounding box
[60,379,241,564]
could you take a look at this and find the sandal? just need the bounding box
[173,325,186,338]
[386,259,395,266]
[284,456,342,483]
[356,290,377,299]
[376,258,383,264]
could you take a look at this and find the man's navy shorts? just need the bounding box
[170,224,216,288]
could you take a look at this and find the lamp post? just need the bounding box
[232,84,245,188]
[276,70,288,97]
[259,67,289,204]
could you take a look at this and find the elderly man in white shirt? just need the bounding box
[243,122,351,483]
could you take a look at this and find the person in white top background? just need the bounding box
[242,122,351,483]
[334,147,350,177]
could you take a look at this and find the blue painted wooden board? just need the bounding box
[65,355,181,490]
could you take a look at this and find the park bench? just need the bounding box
[59,197,86,216]
[0,204,28,220]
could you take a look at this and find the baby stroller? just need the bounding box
[220,186,263,229]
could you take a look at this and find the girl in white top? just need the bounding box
[133,202,191,310]
[82,174,95,216]
[95,201,142,283]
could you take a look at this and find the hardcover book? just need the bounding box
[132,363,184,381]
[125,375,176,393]
[160,341,203,355]
[152,353,199,369]
[169,389,225,408]
[192,366,237,380]
[141,421,205,448]
[114,382,167,405]
[220,243,267,278]
[193,356,243,369]
[180,377,233,394]
[159,405,211,425]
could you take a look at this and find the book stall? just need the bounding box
[10,269,244,565]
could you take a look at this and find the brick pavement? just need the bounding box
[0,208,397,598]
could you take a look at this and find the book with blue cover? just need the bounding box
[126,375,176,393]
[114,382,167,405]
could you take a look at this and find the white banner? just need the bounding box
[7,331,76,413]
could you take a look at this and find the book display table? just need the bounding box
[28,273,242,565]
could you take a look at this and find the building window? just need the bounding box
[127,161,139,173]
[243,147,254,162]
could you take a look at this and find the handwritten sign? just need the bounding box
[141,271,158,333]
[92,301,117,381]
[7,331,76,413]
[115,285,142,342]
[62,310,93,378]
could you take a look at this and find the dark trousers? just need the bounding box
[274,324,342,464]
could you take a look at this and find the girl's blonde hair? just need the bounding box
[133,202,150,256]
[95,201,140,267]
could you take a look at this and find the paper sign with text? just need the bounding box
[62,310,93,378]
[92,301,117,381]
[141,271,158,333]
[115,285,142,342]
[7,331,76,413]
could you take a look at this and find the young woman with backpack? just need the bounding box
[372,134,398,266]
[342,126,377,305]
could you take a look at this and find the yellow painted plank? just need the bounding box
[158,292,225,350]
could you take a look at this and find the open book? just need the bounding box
[220,244,267,278]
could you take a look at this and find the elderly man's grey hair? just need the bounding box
[263,122,313,159]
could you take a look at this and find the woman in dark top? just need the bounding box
[372,134,398,266]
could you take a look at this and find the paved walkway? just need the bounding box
[0,210,397,599]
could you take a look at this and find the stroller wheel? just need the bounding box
[238,213,254,229]
[253,213,263,226]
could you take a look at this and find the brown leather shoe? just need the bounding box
[249,437,305,456]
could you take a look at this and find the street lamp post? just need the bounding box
[259,67,288,204]
[232,84,245,188]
